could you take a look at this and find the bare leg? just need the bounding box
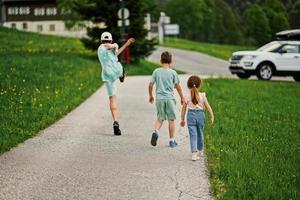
[109,95,117,121]
[168,120,175,139]
[155,119,163,131]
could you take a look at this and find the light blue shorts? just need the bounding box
[156,99,176,120]
[105,81,116,97]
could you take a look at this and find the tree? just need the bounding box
[243,4,272,45]
[166,0,243,44]
[59,0,156,62]
[166,0,207,41]
[290,0,300,28]
[211,0,243,44]
[264,0,290,35]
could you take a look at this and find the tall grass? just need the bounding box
[201,79,300,199]
[0,27,158,154]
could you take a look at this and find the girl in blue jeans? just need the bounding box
[180,76,214,161]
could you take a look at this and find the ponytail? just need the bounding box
[191,85,200,105]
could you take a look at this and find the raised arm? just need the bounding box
[175,83,184,105]
[118,38,135,55]
[204,100,214,127]
[104,43,119,50]
[148,82,154,104]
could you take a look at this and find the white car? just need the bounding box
[229,40,300,81]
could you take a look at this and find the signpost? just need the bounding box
[118,0,130,64]
[164,24,180,35]
[158,12,175,44]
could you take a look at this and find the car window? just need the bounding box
[281,45,299,53]
[257,42,282,52]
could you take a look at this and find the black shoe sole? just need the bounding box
[119,69,125,83]
[151,132,158,146]
[113,125,121,136]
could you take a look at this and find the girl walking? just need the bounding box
[180,76,214,161]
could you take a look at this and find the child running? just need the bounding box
[180,76,214,161]
[98,32,135,135]
[149,51,184,148]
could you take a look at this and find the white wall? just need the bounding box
[3,20,88,38]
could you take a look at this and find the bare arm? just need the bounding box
[175,83,184,105]
[180,101,187,127]
[104,43,119,50]
[148,82,154,104]
[118,38,135,55]
[204,100,214,127]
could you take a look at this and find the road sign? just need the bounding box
[163,16,170,24]
[118,8,130,19]
[118,19,130,27]
[164,24,180,35]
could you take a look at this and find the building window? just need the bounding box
[19,7,30,15]
[23,23,28,30]
[11,23,16,29]
[8,7,30,15]
[46,8,57,16]
[49,24,55,32]
[37,25,43,32]
[8,7,19,15]
[34,8,45,16]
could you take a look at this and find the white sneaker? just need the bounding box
[192,152,200,161]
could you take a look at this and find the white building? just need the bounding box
[0,0,87,37]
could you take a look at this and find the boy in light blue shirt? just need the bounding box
[148,51,184,148]
[98,32,135,135]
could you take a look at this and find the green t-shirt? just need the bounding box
[150,67,180,100]
[97,44,123,82]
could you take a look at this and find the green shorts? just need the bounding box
[156,99,176,121]
[105,81,116,97]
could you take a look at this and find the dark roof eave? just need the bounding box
[1,0,56,2]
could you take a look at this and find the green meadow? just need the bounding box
[0,27,158,154]
[163,37,255,60]
[201,79,300,199]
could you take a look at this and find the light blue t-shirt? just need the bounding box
[150,67,180,100]
[97,44,123,82]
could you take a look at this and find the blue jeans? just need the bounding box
[187,109,205,152]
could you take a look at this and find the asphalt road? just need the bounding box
[0,76,212,200]
[148,46,231,76]
[148,46,295,82]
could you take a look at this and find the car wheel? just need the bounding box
[293,75,300,82]
[237,73,251,79]
[257,63,273,80]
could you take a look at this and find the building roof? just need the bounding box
[1,0,55,2]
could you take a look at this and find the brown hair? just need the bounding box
[160,51,172,64]
[187,76,202,105]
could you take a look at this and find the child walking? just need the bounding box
[180,76,214,161]
[148,51,184,148]
[98,32,135,135]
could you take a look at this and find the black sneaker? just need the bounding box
[119,68,125,83]
[150,131,159,146]
[113,121,121,136]
[169,140,178,148]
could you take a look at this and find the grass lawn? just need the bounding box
[200,79,300,199]
[163,37,255,60]
[0,27,159,154]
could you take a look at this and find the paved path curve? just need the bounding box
[149,46,294,82]
[148,46,230,76]
[0,76,212,200]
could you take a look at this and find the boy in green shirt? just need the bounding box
[148,51,184,147]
